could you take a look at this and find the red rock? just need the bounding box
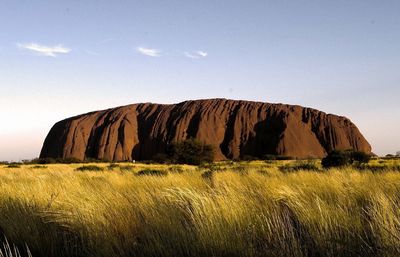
[40,99,371,161]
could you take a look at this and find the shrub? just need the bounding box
[61,158,85,164]
[322,150,353,168]
[234,164,248,174]
[279,161,320,172]
[75,165,104,172]
[224,160,235,166]
[357,163,400,172]
[198,162,225,172]
[107,164,120,170]
[30,157,83,164]
[29,158,56,164]
[262,154,277,160]
[322,150,370,168]
[136,169,168,176]
[141,160,154,164]
[84,157,104,163]
[152,153,172,164]
[170,138,214,165]
[168,165,184,173]
[31,165,48,169]
[119,165,135,172]
[351,151,371,164]
[257,168,271,175]
[30,157,109,164]
[40,158,57,164]
[6,163,21,169]
[201,170,214,180]
[262,154,295,161]
[241,155,258,161]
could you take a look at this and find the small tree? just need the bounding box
[171,138,214,165]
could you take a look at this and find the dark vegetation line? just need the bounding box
[4,138,395,167]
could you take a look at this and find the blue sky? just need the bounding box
[0,0,399,160]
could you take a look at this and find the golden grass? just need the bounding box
[0,160,400,257]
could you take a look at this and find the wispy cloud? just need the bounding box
[136,47,161,57]
[17,43,71,57]
[197,51,208,57]
[184,50,208,59]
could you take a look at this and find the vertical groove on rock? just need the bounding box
[219,102,242,159]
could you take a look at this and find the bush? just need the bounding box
[322,150,353,168]
[30,157,109,164]
[351,151,371,163]
[75,165,104,172]
[31,165,48,169]
[36,158,57,164]
[262,154,277,160]
[152,153,172,164]
[198,162,225,172]
[241,155,258,161]
[6,163,21,169]
[262,154,294,160]
[30,157,83,164]
[168,165,184,173]
[107,163,120,170]
[84,157,104,163]
[322,150,370,168]
[279,161,320,172]
[357,163,400,172]
[257,168,271,175]
[170,138,214,165]
[119,165,135,172]
[136,169,168,176]
[201,170,214,179]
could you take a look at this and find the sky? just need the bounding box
[0,0,399,161]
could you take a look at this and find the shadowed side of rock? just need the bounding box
[40,99,372,161]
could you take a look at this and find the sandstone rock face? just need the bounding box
[40,99,371,161]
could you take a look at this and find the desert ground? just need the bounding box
[1,159,400,257]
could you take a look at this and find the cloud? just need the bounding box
[184,50,208,59]
[197,51,208,57]
[136,47,161,57]
[184,52,199,59]
[17,43,71,57]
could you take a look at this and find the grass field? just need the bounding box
[1,159,400,257]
